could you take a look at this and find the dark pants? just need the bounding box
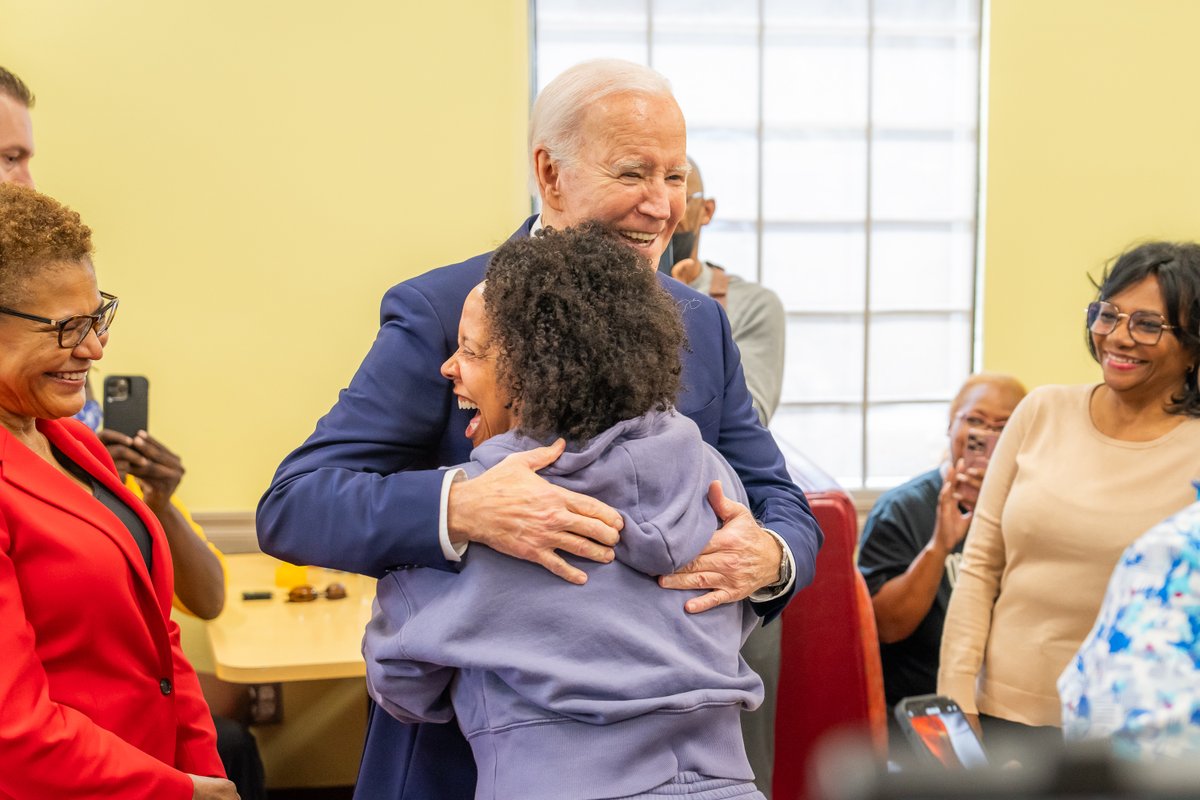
[979,713,1063,767]
[353,701,476,800]
[740,620,780,799]
[214,715,266,800]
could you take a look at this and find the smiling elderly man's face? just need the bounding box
[539,91,688,266]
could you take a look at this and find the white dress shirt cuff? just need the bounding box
[749,528,795,602]
[439,468,469,562]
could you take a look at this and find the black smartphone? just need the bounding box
[894,694,988,769]
[103,375,149,437]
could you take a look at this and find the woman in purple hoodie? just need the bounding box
[364,222,765,800]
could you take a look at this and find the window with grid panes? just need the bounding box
[533,0,981,491]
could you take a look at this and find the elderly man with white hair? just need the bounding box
[259,59,822,800]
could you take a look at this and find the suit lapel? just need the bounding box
[658,273,712,419]
[0,421,166,614]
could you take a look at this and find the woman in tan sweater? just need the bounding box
[938,241,1200,743]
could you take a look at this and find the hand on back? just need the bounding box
[447,438,623,584]
[659,481,783,614]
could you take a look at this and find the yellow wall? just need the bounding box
[1,1,530,510]
[12,0,1198,506]
[982,0,1200,386]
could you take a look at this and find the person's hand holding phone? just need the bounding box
[933,462,973,554]
[98,429,184,514]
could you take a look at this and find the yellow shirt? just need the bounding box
[123,475,228,617]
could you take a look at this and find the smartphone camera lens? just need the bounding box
[107,378,131,402]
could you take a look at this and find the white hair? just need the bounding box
[529,59,675,188]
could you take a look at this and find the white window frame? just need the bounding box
[531,0,983,493]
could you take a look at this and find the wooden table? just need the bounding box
[206,553,377,683]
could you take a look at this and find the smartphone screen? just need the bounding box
[896,695,988,769]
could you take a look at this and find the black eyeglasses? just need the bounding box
[1086,301,1176,346]
[0,291,118,348]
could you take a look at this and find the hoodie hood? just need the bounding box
[469,410,745,577]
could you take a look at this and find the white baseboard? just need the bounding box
[192,510,260,554]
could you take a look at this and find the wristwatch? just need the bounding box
[762,527,792,592]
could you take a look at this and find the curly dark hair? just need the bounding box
[1087,241,1200,418]
[0,184,94,306]
[483,221,686,443]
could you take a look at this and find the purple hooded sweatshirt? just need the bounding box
[363,409,765,800]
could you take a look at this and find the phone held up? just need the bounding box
[895,694,988,770]
[957,428,998,506]
[102,375,149,437]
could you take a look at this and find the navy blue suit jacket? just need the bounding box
[257,217,822,799]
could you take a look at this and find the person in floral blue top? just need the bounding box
[1060,498,1200,759]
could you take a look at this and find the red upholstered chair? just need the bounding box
[771,442,886,800]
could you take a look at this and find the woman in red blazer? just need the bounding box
[0,184,235,799]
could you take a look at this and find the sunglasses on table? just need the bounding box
[287,583,348,602]
[0,291,119,348]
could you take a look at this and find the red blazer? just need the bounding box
[0,418,223,799]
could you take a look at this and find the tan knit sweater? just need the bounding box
[937,384,1200,726]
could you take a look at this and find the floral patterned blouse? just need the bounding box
[1059,500,1200,759]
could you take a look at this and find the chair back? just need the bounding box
[772,482,886,800]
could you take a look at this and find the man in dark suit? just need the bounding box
[258,58,822,800]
